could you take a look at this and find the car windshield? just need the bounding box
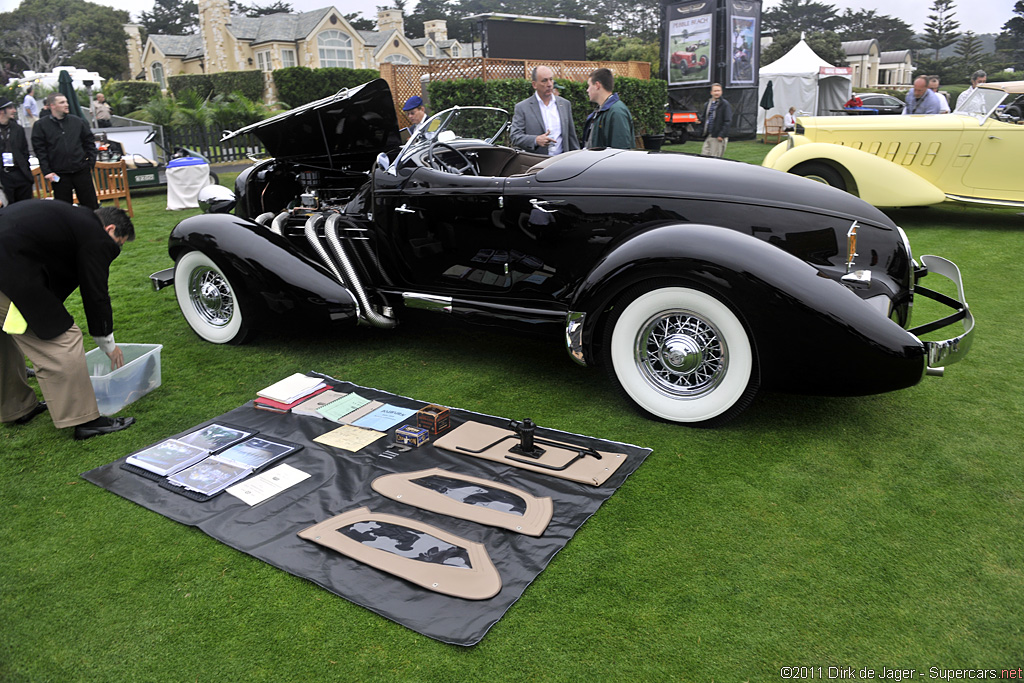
[954,87,1007,122]
[392,106,510,171]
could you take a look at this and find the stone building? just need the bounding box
[124,2,464,91]
[840,39,914,88]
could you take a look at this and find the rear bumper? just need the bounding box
[909,255,974,371]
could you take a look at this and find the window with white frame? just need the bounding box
[151,62,165,89]
[451,44,460,57]
[383,54,412,64]
[256,50,272,72]
[318,30,354,68]
[425,43,435,57]
[281,48,296,68]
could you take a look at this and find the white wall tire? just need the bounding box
[174,250,251,345]
[603,284,758,426]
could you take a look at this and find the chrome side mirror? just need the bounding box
[197,184,236,214]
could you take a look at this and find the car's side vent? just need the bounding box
[902,142,920,165]
[922,142,940,167]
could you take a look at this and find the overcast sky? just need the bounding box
[0,0,1012,36]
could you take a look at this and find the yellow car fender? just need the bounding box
[763,140,946,207]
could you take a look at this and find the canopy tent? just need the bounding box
[757,39,852,133]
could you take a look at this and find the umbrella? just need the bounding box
[57,70,87,121]
[759,80,774,142]
[759,80,775,110]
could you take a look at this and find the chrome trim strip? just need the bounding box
[149,267,175,291]
[945,194,1024,208]
[916,255,974,369]
[565,310,587,367]
[402,292,452,313]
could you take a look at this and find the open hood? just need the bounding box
[222,79,402,161]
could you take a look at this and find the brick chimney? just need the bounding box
[424,19,448,43]
[377,9,405,35]
[123,24,145,79]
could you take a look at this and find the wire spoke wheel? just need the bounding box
[174,251,251,345]
[603,284,758,426]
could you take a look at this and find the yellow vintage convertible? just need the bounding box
[763,81,1024,208]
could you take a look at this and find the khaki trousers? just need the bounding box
[0,291,100,428]
[701,136,729,158]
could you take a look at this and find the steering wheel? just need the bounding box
[427,141,478,176]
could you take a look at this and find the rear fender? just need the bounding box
[765,141,946,207]
[570,223,926,395]
[169,213,358,329]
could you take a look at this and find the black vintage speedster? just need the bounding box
[152,80,973,426]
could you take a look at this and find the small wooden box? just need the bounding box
[395,424,430,447]
[416,404,450,435]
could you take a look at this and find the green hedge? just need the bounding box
[272,67,380,107]
[428,76,668,143]
[167,74,215,99]
[167,71,265,102]
[102,79,162,112]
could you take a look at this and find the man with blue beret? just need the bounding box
[402,95,427,139]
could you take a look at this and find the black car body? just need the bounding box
[153,80,973,426]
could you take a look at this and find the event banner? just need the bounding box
[665,0,715,86]
[728,0,760,87]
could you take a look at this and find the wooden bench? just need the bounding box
[32,159,134,217]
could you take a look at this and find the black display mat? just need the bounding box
[81,375,652,646]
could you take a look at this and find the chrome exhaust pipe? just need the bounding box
[270,211,289,236]
[326,213,397,329]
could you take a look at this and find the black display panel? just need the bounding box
[483,20,587,60]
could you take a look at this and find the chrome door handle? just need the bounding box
[530,198,564,213]
[395,203,416,213]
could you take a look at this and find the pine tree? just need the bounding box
[922,0,961,59]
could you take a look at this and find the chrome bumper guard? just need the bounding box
[150,267,175,292]
[908,255,974,370]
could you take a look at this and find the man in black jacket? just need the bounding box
[0,200,136,439]
[699,83,733,158]
[0,98,33,204]
[31,94,99,209]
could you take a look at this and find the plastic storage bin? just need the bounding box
[85,343,163,415]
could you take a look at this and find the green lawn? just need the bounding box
[2,156,1022,681]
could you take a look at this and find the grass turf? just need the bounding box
[1,149,1021,681]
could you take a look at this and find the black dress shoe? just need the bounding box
[26,367,36,378]
[14,402,47,425]
[73,416,136,441]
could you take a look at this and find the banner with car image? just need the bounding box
[727,0,759,86]
[666,0,714,86]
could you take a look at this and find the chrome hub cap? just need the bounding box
[188,267,234,327]
[635,310,727,399]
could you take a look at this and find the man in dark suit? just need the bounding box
[31,93,99,209]
[0,200,136,439]
[510,65,580,156]
[0,98,33,205]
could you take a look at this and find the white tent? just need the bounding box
[757,39,852,133]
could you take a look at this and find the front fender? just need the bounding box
[570,223,926,395]
[764,141,946,207]
[169,213,358,330]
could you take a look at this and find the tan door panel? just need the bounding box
[372,468,553,536]
[298,507,502,600]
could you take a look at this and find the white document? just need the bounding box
[226,463,311,506]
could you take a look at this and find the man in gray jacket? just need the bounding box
[510,65,580,156]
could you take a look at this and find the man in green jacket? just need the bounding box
[582,68,635,149]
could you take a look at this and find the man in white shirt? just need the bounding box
[784,107,796,131]
[510,65,580,155]
[956,70,987,111]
